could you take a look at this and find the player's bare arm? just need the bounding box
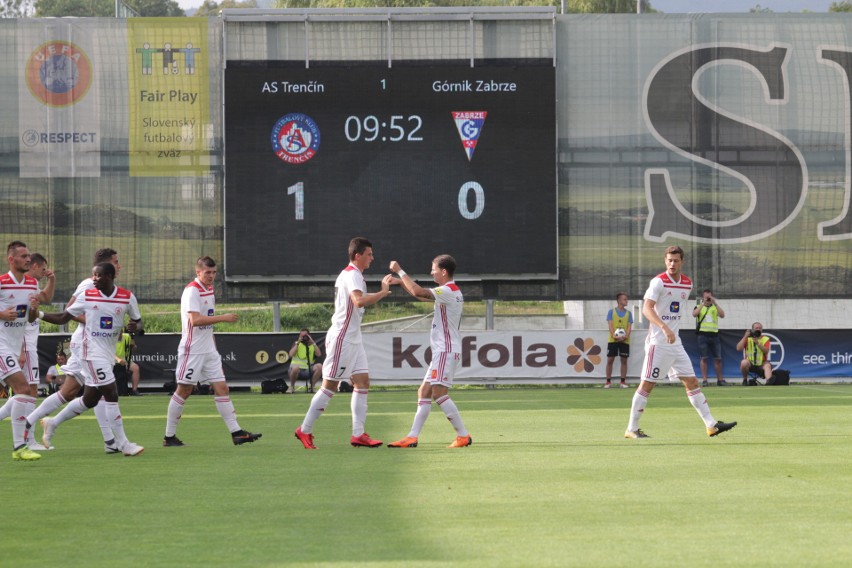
[389,260,432,302]
[125,318,142,333]
[64,294,86,324]
[350,274,396,308]
[188,311,238,327]
[37,269,56,303]
[36,308,76,327]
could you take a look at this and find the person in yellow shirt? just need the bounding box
[736,322,771,386]
[605,292,633,388]
[115,331,142,396]
[288,329,323,393]
[693,289,727,387]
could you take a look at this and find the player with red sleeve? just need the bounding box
[295,237,397,450]
[624,246,737,440]
[163,256,261,447]
[387,254,472,449]
[1,241,42,461]
[36,263,145,456]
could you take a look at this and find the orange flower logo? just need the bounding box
[566,337,602,373]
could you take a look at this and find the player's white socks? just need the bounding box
[0,395,13,420]
[407,398,432,438]
[93,397,114,443]
[627,388,650,432]
[10,396,37,448]
[103,401,130,448]
[436,395,468,436]
[51,396,88,430]
[351,388,368,437]
[300,387,334,434]
[25,391,67,427]
[165,393,186,437]
[214,396,241,433]
[687,388,716,427]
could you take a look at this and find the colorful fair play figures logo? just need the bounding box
[135,42,201,76]
[25,40,93,108]
[452,111,487,162]
[271,113,321,164]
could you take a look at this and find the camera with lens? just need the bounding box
[749,329,762,338]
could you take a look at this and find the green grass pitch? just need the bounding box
[3,385,851,567]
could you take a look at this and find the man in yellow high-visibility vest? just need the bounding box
[736,322,772,386]
[692,289,727,387]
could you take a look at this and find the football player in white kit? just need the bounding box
[1,241,42,461]
[387,255,472,448]
[295,237,397,450]
[162,256,261,447]
[25,248,125,453]
[0,252,54,451]
[34,262,145,456]
[624,246,737,439]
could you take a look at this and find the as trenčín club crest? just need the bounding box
[25,41,93,108]
[271,113,321,164]
[452,111,487,162]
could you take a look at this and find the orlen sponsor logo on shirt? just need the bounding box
[392,336,561,369]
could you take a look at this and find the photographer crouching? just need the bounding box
[288,328,323,393]
[736,322,771,386]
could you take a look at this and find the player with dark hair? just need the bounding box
[25,248,124,452]
[35,263,145,456]
[0,252,54,451]
[387,255,472,448]
[624,246,737,439]
[295,237,396,449]
[1,241,42,460]
[163,256,261,447]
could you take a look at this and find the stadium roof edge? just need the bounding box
[219,7,557,23]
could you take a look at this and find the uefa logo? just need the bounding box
[25,40,93,108]
[271,113,321,164]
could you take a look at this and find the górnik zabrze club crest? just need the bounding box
[271,113,321,164]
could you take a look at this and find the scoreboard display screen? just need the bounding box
[224,62,556,280]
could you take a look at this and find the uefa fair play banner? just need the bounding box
[17,20,101,178]
[127,18,209,176]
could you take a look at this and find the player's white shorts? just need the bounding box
[640,343,695,382]
[0,346,23,382]
[61,346,87,386]
[79,358,117,387]
[423,351,460,387]
[22,346,40,385]
[322,337,368,383]
[175,351,226,385]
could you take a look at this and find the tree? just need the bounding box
[1,0,34,17]
[831,1,852,12]
[273,0,654,11]
[749,4,773,12]
[35,0,184,17]
[194,0,257,17]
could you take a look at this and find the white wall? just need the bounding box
[563,299,845,331]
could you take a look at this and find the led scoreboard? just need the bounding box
[224,62,556,280]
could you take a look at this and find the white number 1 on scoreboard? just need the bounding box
[287,182,304,220]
